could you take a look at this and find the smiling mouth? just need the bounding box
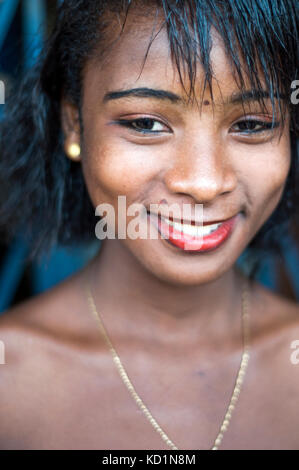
[160,217,222,236]
[147,211,240,252]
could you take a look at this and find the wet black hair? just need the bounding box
[0,0,298,280]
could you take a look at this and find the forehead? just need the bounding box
[84,10,254,104]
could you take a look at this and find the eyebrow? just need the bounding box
[103,87,286,105]
[103,87,181,103]
[228,89,286,104]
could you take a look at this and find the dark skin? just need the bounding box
[0,12,298,450]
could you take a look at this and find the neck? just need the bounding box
[86,239,248,356]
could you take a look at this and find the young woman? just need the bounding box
[0,0,298,450]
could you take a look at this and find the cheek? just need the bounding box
[81,128,161,206]
[239,139,291,220]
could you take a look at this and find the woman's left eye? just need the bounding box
[230,119,279,134]
[115,118,169,134]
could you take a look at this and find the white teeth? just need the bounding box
[162,218,222,237]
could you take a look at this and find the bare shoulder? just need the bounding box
[249,278,299,339]
[0,267,101,448]
[0,265,98,356]
[0,267,86,382]
[249,278,299,385]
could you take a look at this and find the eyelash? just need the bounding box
[115,117,280,135]
[115,118,169,134]
[230,119,280,134]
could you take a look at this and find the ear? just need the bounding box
[61,99,81,152]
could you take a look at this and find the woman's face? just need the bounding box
[66,12,291,285]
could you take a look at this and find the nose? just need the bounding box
[163,140,237,203]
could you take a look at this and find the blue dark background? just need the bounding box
[0,0,298,314]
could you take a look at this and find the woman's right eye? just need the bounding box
[115,117,170,134]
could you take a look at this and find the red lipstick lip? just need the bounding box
[148,212,240,253]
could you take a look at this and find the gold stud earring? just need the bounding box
[66,143,81,161]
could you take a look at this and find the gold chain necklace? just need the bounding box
[84,276,250,450]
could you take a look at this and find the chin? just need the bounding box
[134,251,233,287]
